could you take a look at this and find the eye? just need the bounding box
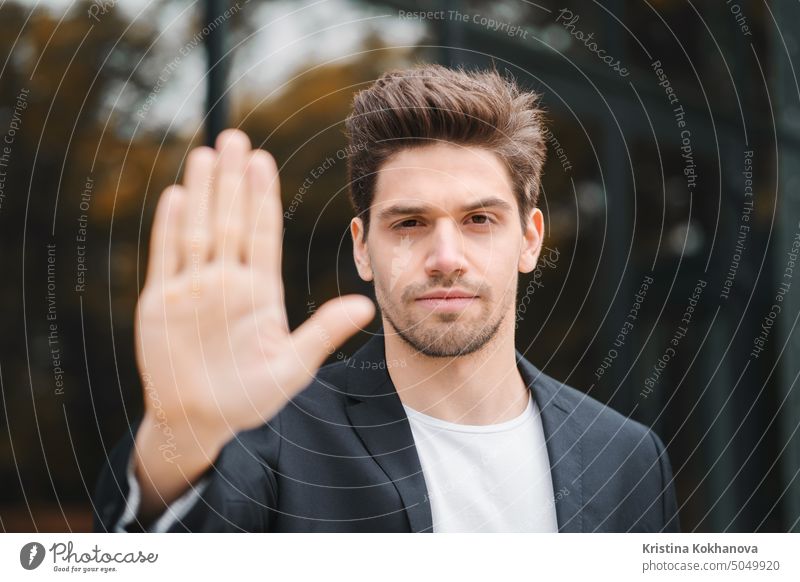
[468,214,493,225]
[393,219,422,230]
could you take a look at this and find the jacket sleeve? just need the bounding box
[92,420,144,532]
[92,419,279,532]
[649,430,681,533]
[116,454,211,532]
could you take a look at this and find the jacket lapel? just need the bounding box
[344,332,433,533]
[516,352,585,532]
[342,330,585,533]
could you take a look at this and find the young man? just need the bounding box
[94,64,680,532]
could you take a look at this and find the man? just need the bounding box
[93,64,680,532]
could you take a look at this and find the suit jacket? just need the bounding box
[93,331,680,532]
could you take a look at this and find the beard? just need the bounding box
[374,273,514,358]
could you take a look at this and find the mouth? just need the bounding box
[415,290,479,312]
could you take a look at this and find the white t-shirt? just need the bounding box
[402,392,558,532]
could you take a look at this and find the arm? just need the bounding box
[94,419,277,532]
[107,129,374,526]
[118,448,210,532]
[93,419,210,532]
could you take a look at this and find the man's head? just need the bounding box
[345,64,547,357]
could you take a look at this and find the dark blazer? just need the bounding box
[93,331,680,532]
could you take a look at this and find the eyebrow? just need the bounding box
[376,196,515,222]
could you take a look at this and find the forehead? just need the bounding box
[372,143,516,212]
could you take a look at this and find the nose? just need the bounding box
[424,218,468,278]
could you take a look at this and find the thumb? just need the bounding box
[289,294,376,374]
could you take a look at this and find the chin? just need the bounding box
[389,314,505,359]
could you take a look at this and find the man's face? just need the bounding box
[351,142,544,357]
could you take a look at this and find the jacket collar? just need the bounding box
[344,330,584,532]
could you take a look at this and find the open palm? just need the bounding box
[134,129,375,473]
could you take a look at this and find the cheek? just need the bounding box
[476,246,515,274]
[484,259,521,295]
[472,235,521,264]
[370,252,407,294]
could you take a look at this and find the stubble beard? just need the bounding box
[374,275,515,358]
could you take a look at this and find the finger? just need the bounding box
[146,185,185,285]
[288,295,375,379]
[213,129,251,263]
[182,146,216,268]
[245,150,284,307]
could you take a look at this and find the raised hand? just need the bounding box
[132,129,375,517]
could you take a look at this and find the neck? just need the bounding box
[384,317,529,425]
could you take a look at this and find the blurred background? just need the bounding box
[0,0,798,532]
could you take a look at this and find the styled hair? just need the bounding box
[344,63,547,237]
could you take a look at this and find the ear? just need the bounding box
[518,207,544,274]
[351,217,374,281]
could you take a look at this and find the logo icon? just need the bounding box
[20,542,45,570]
[389,234,413,292]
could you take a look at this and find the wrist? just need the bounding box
[137,408,229,470]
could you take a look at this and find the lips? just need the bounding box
[414,289,479,313]
[416,288,477,300]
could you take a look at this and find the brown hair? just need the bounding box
[344,63,547,237]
